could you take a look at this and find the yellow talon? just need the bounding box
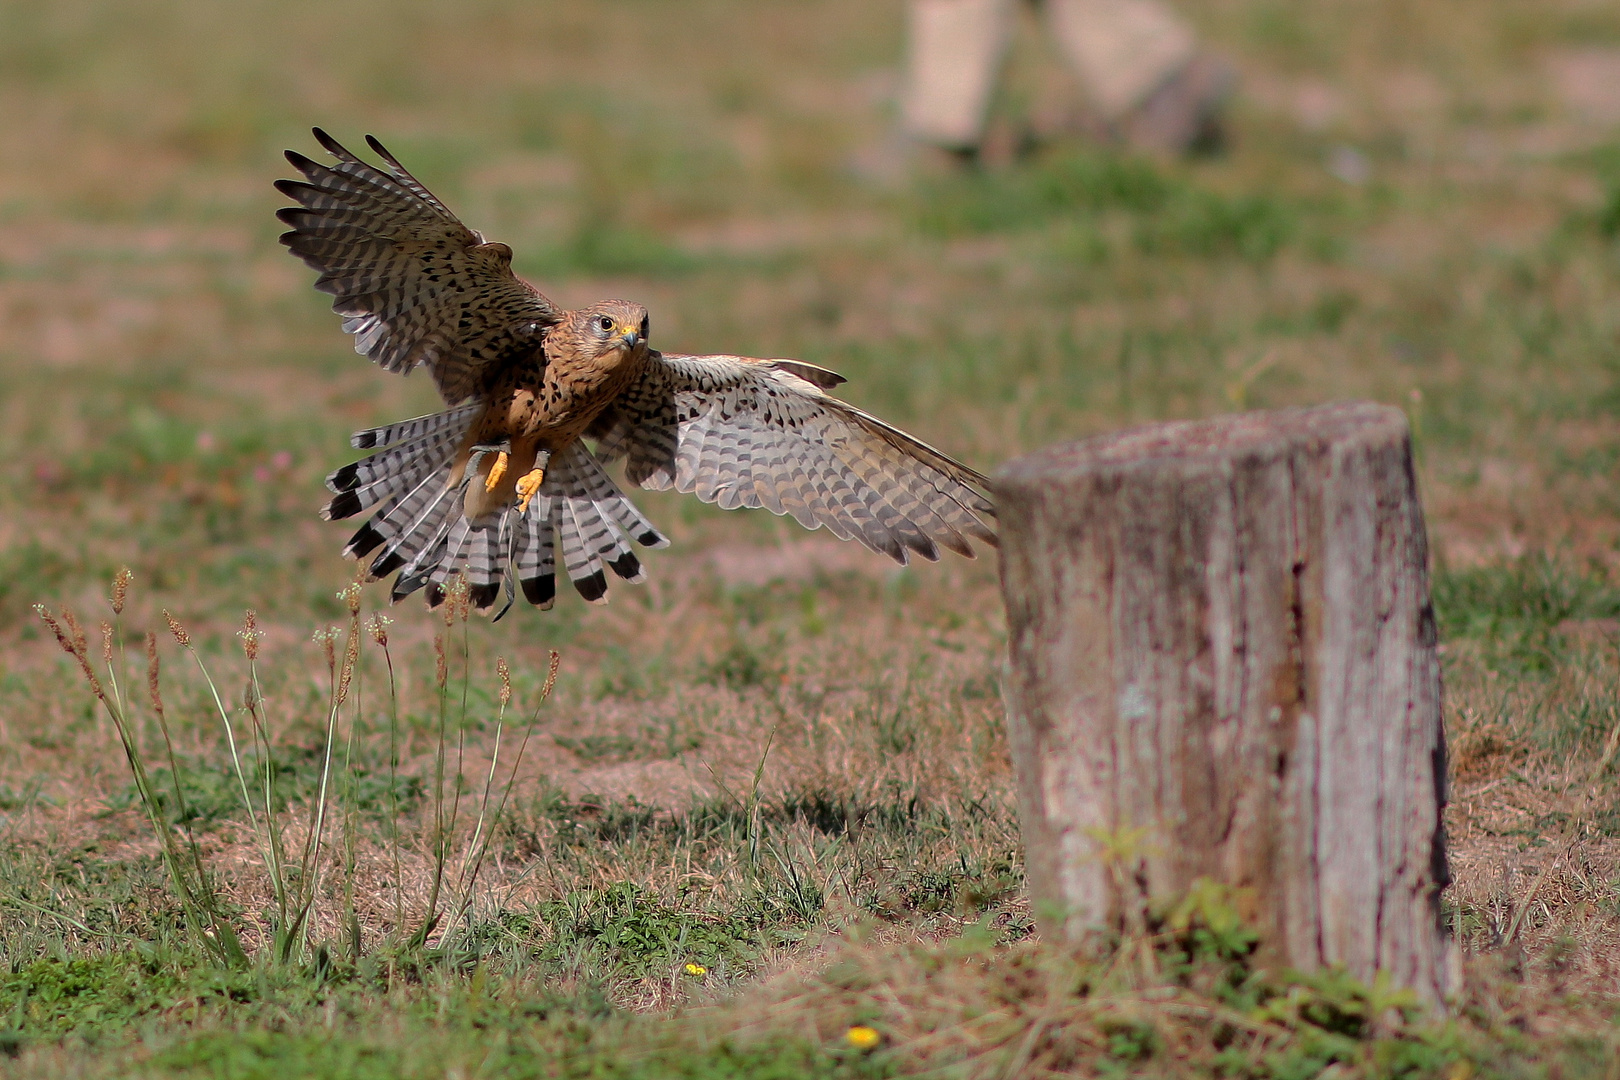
[515,467,546,513]
[484,451,509,493]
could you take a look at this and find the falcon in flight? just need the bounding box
[277,129,995,615]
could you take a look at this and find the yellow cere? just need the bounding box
[844,1026,880,1050]
[683,962,707,977]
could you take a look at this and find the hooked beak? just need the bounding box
[620,329,641,349]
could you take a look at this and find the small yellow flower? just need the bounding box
[683,962,707,977]
[845,1026,880,1050]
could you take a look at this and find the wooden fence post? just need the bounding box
[994,402,1456,1005]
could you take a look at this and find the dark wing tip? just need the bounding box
[344,522,387,559]
[770,359,847,390]
[352,429,380,449]
[369,550,406,579]
[521,574,556,608]
[573,570,608,603]
[324,490,363,521]
[365,134,415,180]
[608,552,642,582]
[470,581,502,612]
[425,582,447,609]
[636,529,669,549]
[327,462,360,493]
[392,573,429,604]
[312,127,350,159]
[909,538,942,563]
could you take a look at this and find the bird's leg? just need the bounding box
[484,451,510,493]
[458,442,512,521]
[458,442,511,485]
[515,449,552,514]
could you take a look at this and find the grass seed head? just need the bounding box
[543,650,561,701]
[366,612,392,647]
[36,605,106,703]
[163,610,190,648]
[313,625,338,676]
[497,656,511,708]
[111,567,132,615]
[145,631,165,720]
[61,608,89,658]
[238,610,260,660]
[336,624,359,705]
[34,605,75,659]
[444,576,471,624]
[100,621,113,667]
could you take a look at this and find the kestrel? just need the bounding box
[277,129,995,615]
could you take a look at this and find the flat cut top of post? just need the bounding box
[998,401,1407,484]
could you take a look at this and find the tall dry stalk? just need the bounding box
[367,611,405,932]
[447,649,561,942]
[35,572,247,966]
[39,569,563,965]
[413,576,473,949]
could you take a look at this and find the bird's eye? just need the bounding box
[597,315,615,333]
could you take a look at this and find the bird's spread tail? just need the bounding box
[320,405,480,524]
[329,421,667,615]
[509,442,669,611]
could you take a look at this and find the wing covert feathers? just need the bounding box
[592,353,996,565]
[277,129,559,404]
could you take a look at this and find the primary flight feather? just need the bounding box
[277,129,996,615]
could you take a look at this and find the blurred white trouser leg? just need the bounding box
[902,0,1014,149]
[902,0,1200,150]
[1045,0,1197,120]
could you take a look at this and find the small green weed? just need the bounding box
[525,881,765,982]
[108,752,426,825]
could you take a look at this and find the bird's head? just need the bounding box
[573,299,650,360]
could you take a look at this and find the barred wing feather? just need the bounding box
[593,353,996,563]
[275,128,559,404]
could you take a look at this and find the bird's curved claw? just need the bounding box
[515,468,546,514]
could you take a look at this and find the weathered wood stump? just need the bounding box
[995,402,1455,1005]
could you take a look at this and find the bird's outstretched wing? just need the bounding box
[590,353,996,562]
[276,128,560,404]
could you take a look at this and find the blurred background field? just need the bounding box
[6,0,1620,1075]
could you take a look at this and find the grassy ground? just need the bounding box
[5,0,1620,1074]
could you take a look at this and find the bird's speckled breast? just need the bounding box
[526,340,649,448]
[454,341,649,519]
